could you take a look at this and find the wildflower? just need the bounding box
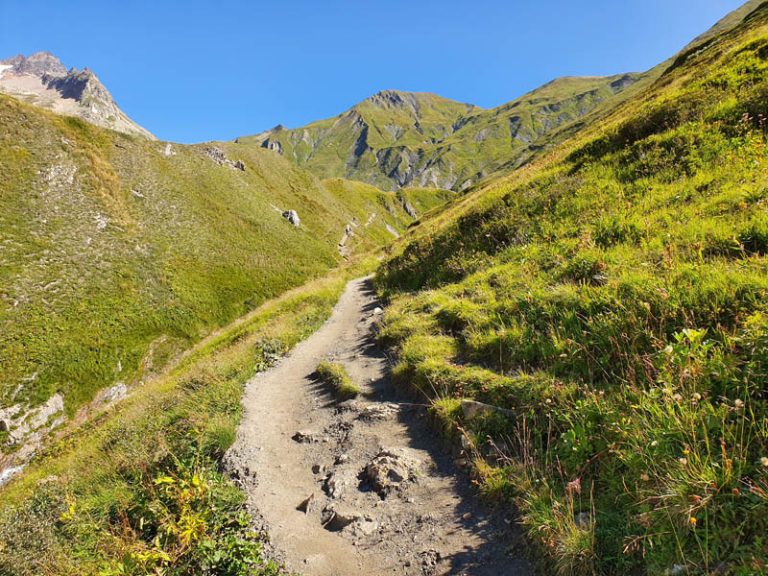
[640,473,650,482]
[673,393,683,403]
[664,345,674,355]
[679,457,688,466]
[683,448,690,455]
[734,399,745,410]
[650,440,659,447]
[692,392,702,402]
[689,516,697,528]
[760,457,768,467]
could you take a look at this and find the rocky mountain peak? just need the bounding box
[2,51,68,77]
[0,51,154,139]
[367,90,411,108]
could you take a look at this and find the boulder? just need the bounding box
[282,210,301,227]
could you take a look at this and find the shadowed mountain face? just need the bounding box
[0,52,154,139]
[243,74,643,191]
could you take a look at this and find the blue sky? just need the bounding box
[0,0,747,143]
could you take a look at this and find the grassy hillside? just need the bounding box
[0,94,450,459]
[241,77,642,192]
[0,262,372,575]
[377,3,768,574]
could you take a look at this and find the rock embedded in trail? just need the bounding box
[292,430,317,443]
[297,493,317,514]
[321,504,363,532]
[365,448,420,497]
[324,469,355,499]
[357,402,399,422]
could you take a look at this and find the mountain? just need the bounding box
[3,1,768,575]
[243,74,643,191]
[0,91,451,469]
[0,52,154,139]
[377,1,768,574]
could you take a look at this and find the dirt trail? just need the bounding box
[226,278,532,575]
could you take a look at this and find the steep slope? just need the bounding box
[377,2,768,575]
[244,75,641,191]
[0,52,154,139]
[0,93,450,470]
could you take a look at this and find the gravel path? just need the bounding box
[225,277,532,575]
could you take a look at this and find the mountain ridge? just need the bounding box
[244,73,642,191]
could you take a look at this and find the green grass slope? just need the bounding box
[0,94,450,447]
[0,265,368,575]
[241,77,642,192]
[377,3,768,574]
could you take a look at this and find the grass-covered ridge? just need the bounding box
[0,93,451,431]
[377,4,768,574]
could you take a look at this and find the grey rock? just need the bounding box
[324,470,353,499]
[321,504,362,531]
[282,210,301,227]
[365,448,419,497]
[357,402,398,422]
[574,511,592,529]
[460,399,515,421]
[292,430,316,443]
[204,146,246,171]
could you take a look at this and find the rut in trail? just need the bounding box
[225,277,532,576]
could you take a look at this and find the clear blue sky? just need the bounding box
[0,0,747,143]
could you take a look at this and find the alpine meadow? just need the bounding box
[1,2,768,576]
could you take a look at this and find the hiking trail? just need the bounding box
[226,277,532,576]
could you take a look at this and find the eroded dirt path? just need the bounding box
[226,278,532,575]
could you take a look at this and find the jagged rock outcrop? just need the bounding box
[0,52,155,139]
[204,146,246,170]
